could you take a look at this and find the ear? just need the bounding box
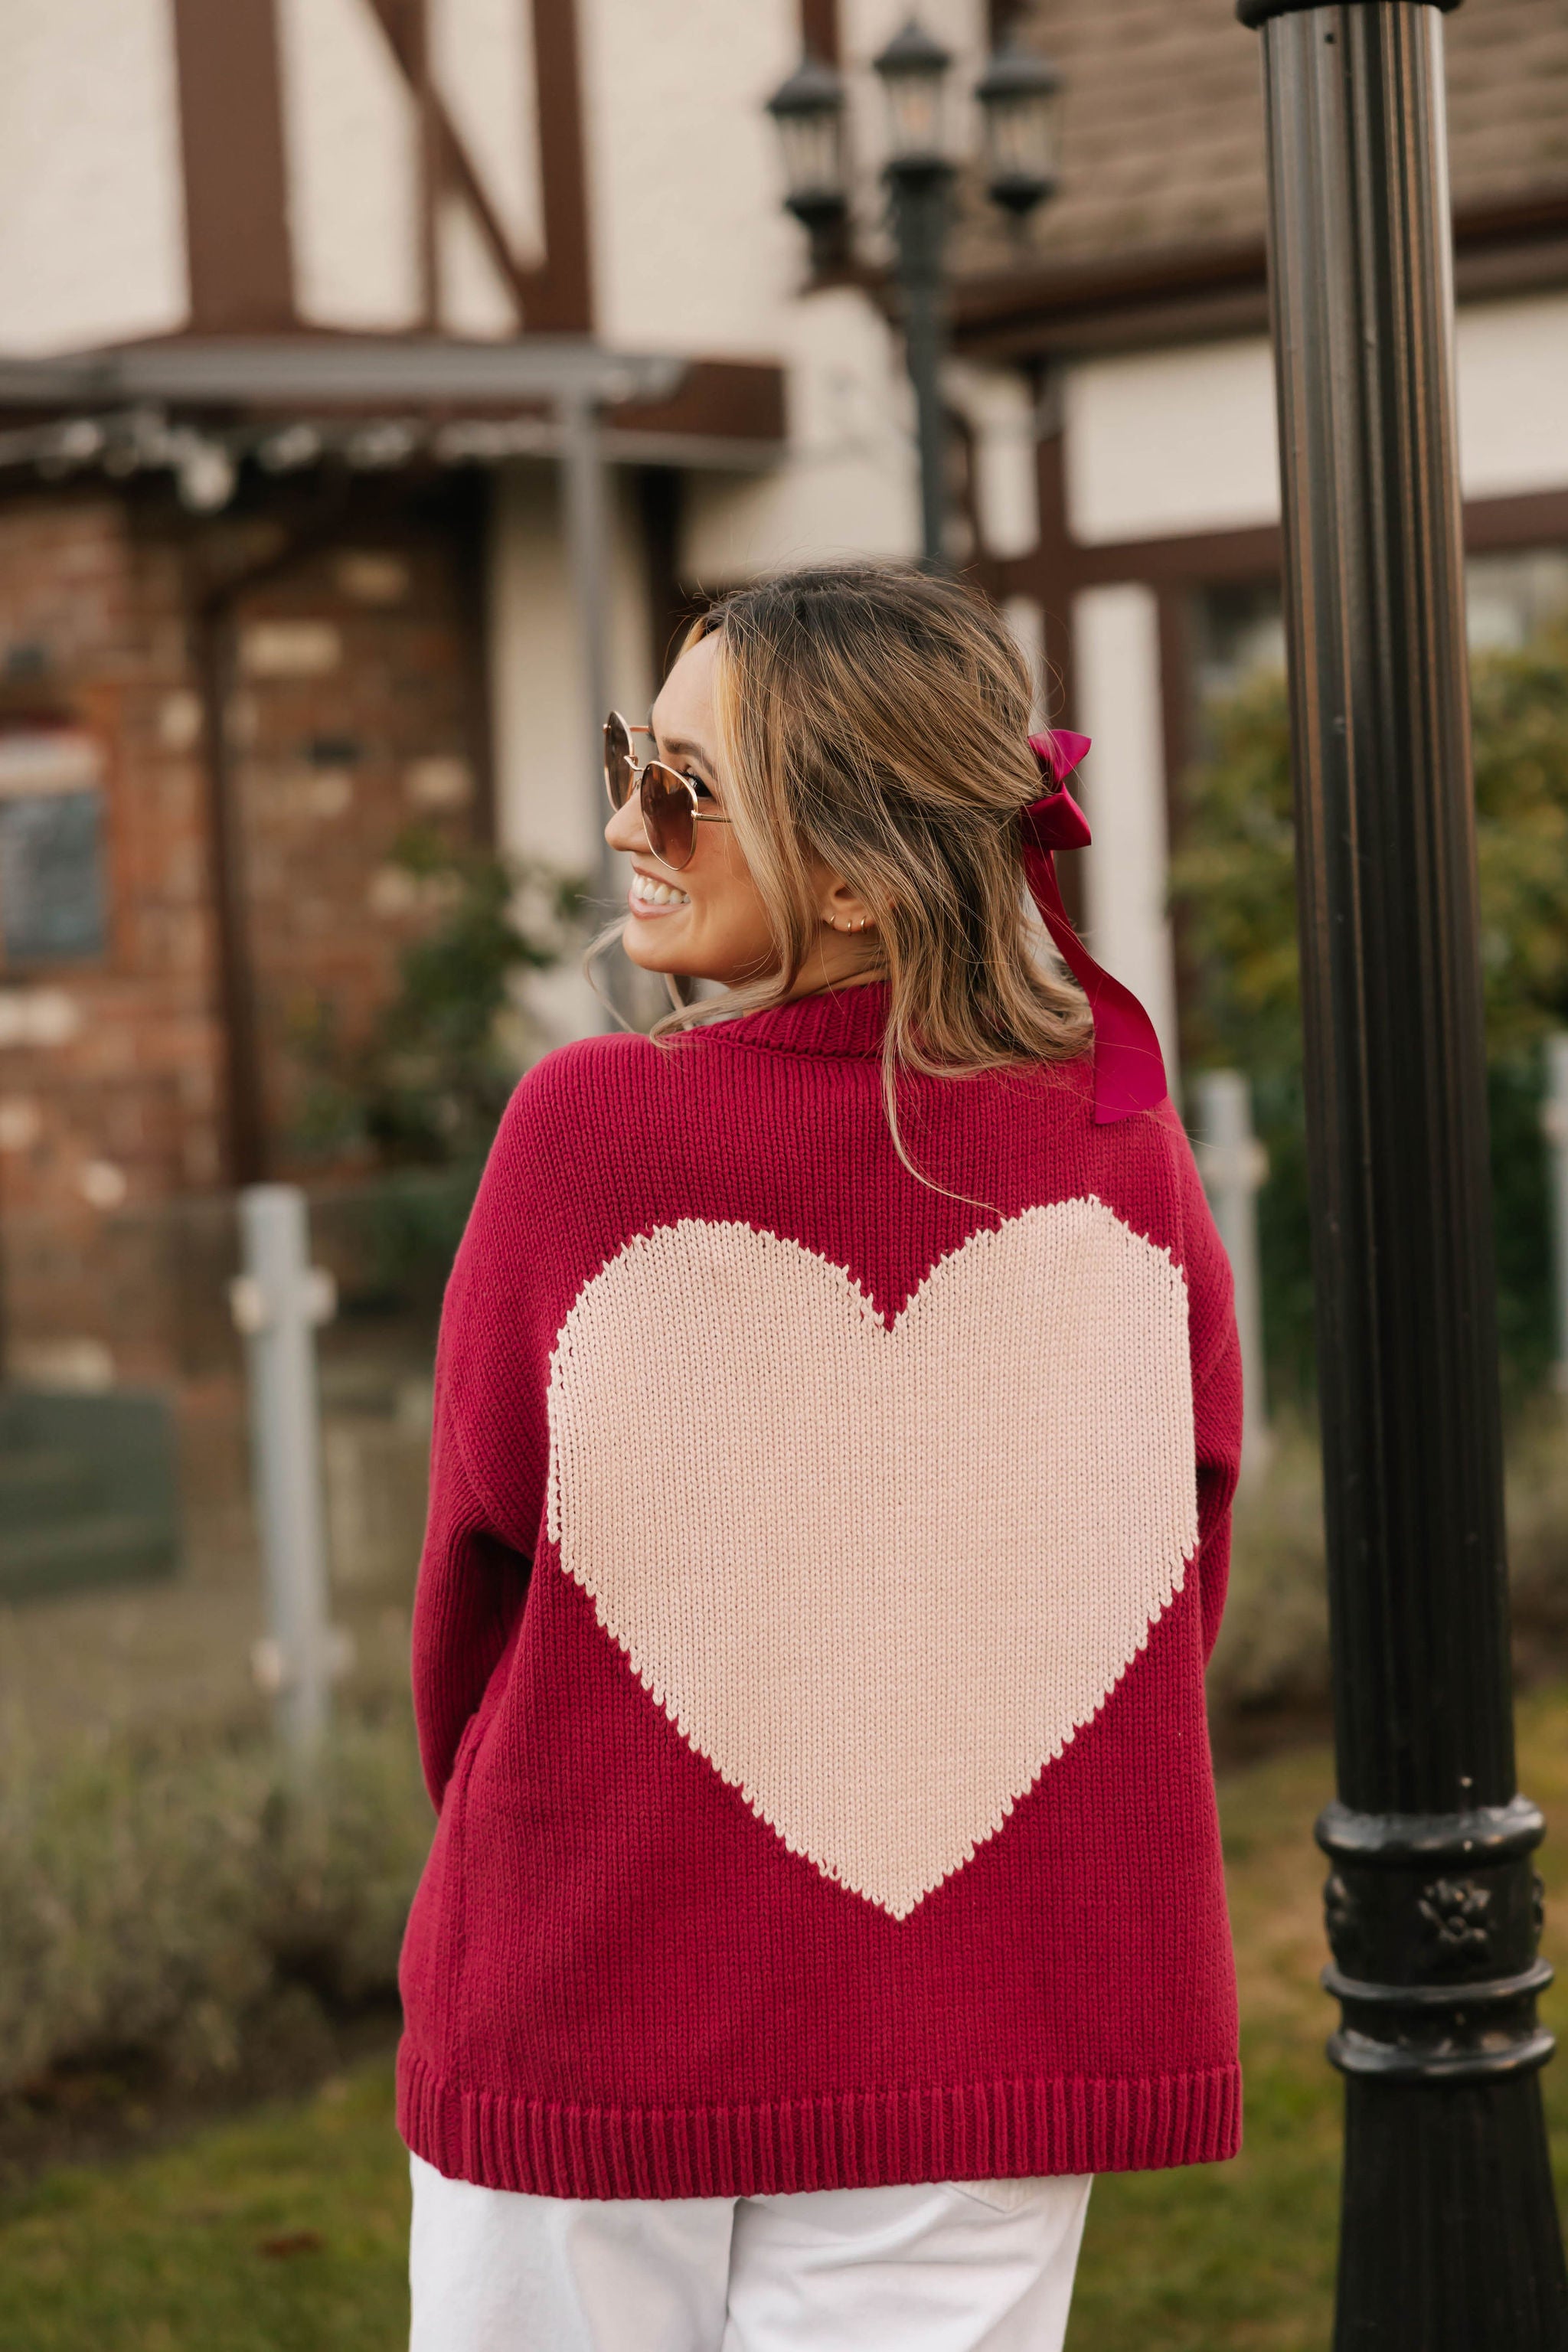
[818,871,875,934]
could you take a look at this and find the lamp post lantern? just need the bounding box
[765,52,850,266]
[1241,0,1568,2341]
[873,15,956,164]
[768,15,1063,568]
[975,36,1064,223]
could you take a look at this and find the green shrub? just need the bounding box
[292,830,587,1172]
[0,1710,430,2098]
[1172,621,1568,1403]
[288,830,588,1312]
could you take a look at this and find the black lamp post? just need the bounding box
[767,17,1063,568]
[873,18,958,570]
[1240,0,1568,2341]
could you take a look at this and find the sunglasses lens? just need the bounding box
[603,712,634,810]
[640,764,695,869]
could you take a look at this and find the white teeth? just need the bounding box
[632,873,689,907]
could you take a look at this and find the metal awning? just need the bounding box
[0,335,686,412]
[0,335,786,508]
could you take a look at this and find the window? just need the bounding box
[1465,548,1568,652]
[1189,546,1568,726]
[0,727,108,965]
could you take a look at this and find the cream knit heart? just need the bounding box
[546,1201,1197,1920]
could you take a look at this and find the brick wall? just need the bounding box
[0,479,487,1390]
[0,492,226,1385]
[225,518,484,1170]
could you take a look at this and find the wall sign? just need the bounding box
[0,727,107,965]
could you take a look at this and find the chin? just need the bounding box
[621,927,684,976]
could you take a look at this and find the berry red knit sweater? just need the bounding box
[398,981,1243,2199]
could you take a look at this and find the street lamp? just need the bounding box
[767,15,1063,567]
[975,37,1063,221]
[765,52,849,263]
[872,18,957,570]
[1240,0,1568,2341]
[873,15,954,164]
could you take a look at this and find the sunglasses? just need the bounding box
[603,710,732,874]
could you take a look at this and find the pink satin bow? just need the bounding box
[1022,730,1169,1124]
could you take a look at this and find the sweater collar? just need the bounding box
[703,979,890,1060]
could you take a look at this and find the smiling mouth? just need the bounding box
[629,870,691,914]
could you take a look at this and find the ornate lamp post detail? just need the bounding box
[1240,0,1568,2340]
[767,16,1063,567]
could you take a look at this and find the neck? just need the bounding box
[781,928,884,1004]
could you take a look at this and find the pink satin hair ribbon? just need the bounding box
[1022,730,1169,1125]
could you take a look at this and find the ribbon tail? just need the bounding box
[1022,844,1169,1124]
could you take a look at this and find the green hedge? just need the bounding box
[0,1711,430,2099]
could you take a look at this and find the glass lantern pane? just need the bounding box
[882,65,946,163]
[983,87,1060,185]
[779,105,845,201]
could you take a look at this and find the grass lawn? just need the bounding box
[7,1690,1568,2350]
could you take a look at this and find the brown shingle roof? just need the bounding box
[956,0,1568,279]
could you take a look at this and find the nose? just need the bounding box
[605,788,648,856]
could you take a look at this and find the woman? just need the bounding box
[400,564,1243,2352]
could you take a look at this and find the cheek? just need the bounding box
[687,838,779,971]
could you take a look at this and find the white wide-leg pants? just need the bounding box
[410,2154,1091,2352]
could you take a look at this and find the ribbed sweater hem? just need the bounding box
[397,2043,1242,2199]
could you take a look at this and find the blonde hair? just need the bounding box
[606,562,1092,1172]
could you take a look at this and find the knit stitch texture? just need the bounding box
[398,981,1244,2199]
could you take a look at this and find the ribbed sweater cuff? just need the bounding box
[397,2042,1242,2200]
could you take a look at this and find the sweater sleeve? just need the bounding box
[1164,1111,1244,1665]
[410,1395,531,1810]
[408,1074,557,1810]
[1192,1321,1243,1665]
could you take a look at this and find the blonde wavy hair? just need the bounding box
[606,562,1093,1163]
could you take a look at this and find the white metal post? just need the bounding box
[231,1184,339,1754]
[1544,1034,1568,1395]
[1196,1069,1270,1482]
[557,392,617,991]
[1073,583,1183,1107]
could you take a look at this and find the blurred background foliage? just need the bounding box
[288,832,587,1311]
[0,1703,427,2115]
[1173,618,1568,1406]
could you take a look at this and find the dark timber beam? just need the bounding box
[799,0,841,64]
[170,0,296,332]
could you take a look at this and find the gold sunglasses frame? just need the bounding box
[603,710,732,875]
